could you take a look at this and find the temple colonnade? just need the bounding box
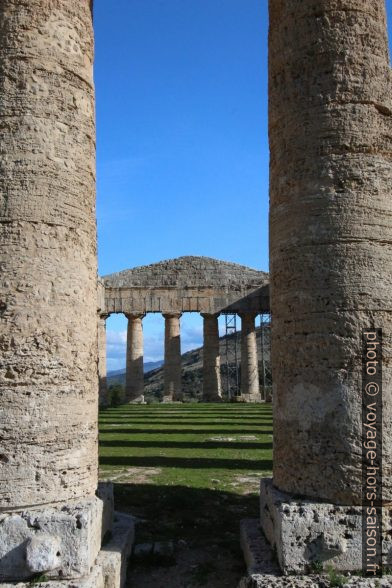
[99,309,262,403]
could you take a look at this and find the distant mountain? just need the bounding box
[143,326,271,401]
[107,368,126,377]
[106,327,271,401]
[144,360,164,373]
[107,360,164,386]
[107,328,271,401]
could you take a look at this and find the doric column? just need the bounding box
[163,313,182,401]
[263,0,392,573]
[0,1,105,582]
[125,313,145,403]
[239,313,260,402]
[201,313,222,402]
[98,313,109,407]
[0,0,96,512]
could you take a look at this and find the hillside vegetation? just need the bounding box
[108,327,271,403]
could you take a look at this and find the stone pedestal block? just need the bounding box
[0,497,104,582]
[96,512,135,588]
[96,481,115,541]
[0,512,134,588]
[260,479,392,575]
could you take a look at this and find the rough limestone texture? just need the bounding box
[240,518,279,577]
[163,313,182,401]
[0,512,135,588]
[240,313,260,402]
[0,497,104,581]
[202,313,222,401]
[269,0,392,504]
[260,479,392,574]
[239,518,392,587]
[0,566,105,588]
[96,482,115,543]
[0,0,98,510]
[96,512,135,588]
[103,256,269,315]
[125,313,145,403]
[98,314,109,407]
[238,573,392,588]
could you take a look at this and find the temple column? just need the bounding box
[125,313,145,403]
[239,313,260,402]
[201,313,222,402]
[261,0,392,574]
[163,313,182,401]
[98,313,109,407]
[0,1,116,582]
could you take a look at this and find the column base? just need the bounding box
[0,483,134,586]
[260,478,392,575]
[239,518,388,587]
[127,395,146,404]
[236,394,261,403]
[0,512,134,588]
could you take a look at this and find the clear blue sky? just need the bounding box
[94,0,392,371]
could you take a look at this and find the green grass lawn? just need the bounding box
[99,403,273,586]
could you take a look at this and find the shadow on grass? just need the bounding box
[99,419,273,426]
[101,409,271,415]
[99,440,273,450]
[114,482,260,547]
[120,483,259,585]
[100,407,271,414]
[100,411,271,416]
[100,455,272,470]
[99,428,273,435]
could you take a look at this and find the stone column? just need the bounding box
[163,313,182,401]
[262,0,392,573]
[239,313,260,402]
[98,314,109,407]
[125,313,145,403]
[201,313,222,402]
[0,1,110,582]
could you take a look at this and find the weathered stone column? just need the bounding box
[163,313,182,401]
[261,0,392,573]
[0,0,112,582]
[125,313,145,403]
[0,0,97,512]
[239,313,260,402]
[201,313,222,402]
[98,314,109,407]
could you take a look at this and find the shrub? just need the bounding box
[108,384,124,406]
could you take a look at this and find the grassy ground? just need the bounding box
[99,403,273,587]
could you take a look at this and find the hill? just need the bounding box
[107,360,163,387]
[107,327,271,402]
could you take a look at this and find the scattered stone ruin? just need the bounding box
[0,0,391,586]
[98,255,269,405]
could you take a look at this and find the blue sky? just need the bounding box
[94,0,392,371]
